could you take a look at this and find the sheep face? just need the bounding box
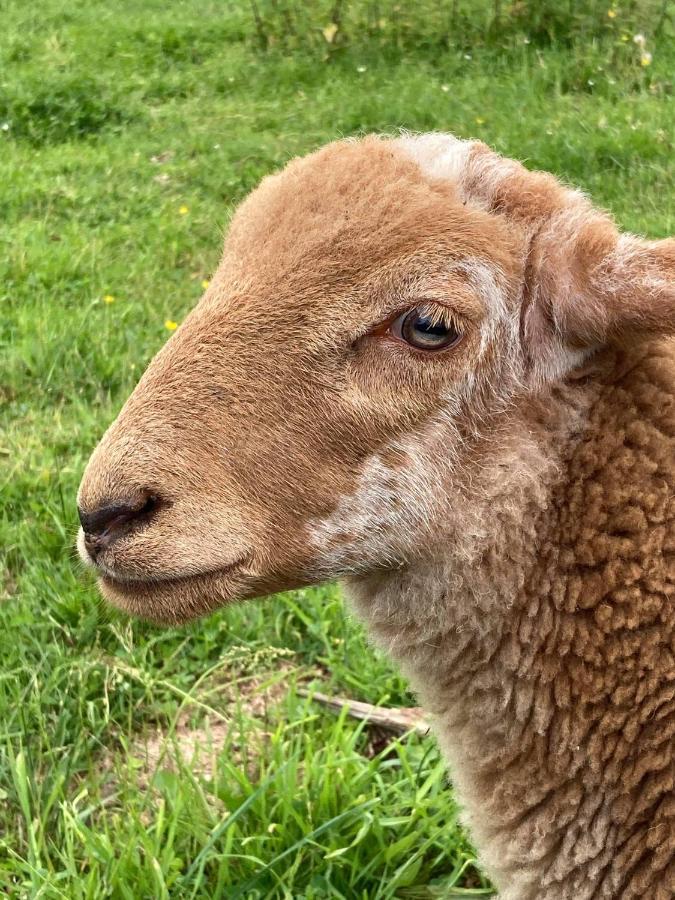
[77,134,674,623]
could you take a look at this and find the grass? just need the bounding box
[0,0,672,896]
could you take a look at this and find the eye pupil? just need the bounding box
[414,315,445,336]
[399,309,462,351]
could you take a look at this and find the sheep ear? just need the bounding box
[526,217,675,347]
[462,143,675,372]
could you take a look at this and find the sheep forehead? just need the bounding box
[221,136,508,305]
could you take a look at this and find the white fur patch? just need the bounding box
[394,132,509,214]
[309,402,466,577]
[449,257,514,354]
[394,133,474,186]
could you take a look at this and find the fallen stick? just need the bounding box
[298,689,430,735]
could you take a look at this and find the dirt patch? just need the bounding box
[0,567,18,601]
[126,665,295,789]
[139,671,291,784]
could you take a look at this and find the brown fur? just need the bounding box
[77,134,675,897]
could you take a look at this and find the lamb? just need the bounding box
[76,133,675,899]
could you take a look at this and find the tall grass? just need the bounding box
[247,0,672,57]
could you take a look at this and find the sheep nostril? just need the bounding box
[79,492,162,557]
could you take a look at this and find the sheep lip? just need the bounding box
[99,557,249,592]
[97,558,254,624]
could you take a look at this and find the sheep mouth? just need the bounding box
[98,558,252,624]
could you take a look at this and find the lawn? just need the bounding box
[1,1,673,897]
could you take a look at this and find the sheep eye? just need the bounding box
[390,306,463,352]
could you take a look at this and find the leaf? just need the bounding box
[324,845,349,859]
[322,23,338,44]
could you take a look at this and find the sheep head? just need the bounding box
[77,134,674,623]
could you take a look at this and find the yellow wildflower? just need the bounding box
[165,319,178,331]
[607,9,617,18]
[178,204,189,215]
[201,279,210,289]
[103,294,115,304]
[475,116,486,125]
[641,51,652,66]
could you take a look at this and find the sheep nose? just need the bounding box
[78,492,160,558]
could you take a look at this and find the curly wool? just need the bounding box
[348,342,675,899]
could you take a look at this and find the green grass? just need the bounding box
[1,0,673,896]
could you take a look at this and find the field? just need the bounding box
[1,1,673,897]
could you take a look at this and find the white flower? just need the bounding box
[633,33,646,47]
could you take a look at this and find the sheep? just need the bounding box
[77,133,675,899]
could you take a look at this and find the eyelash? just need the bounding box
[393,302,460,333]
[371,302,465,353]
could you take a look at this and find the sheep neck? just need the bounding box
[345,344,675,899]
